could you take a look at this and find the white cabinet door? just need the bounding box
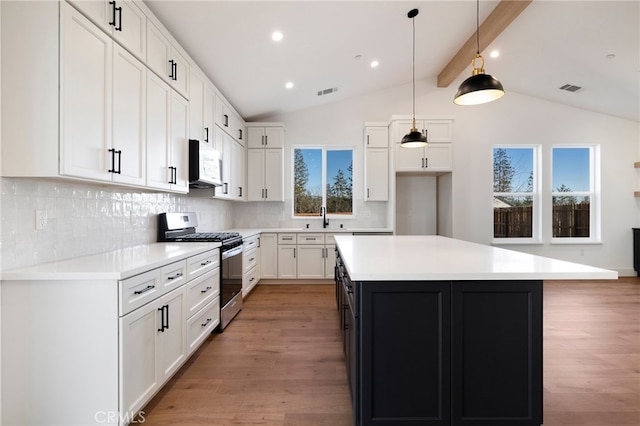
[146,72,171,190]
[365,126,388,148]
[277,245,297,279]
[189,69,205,141]
[297,245,325,279]
[146,21,189,98]
[247,149,265,201]
[264,149,284,201]
[60,4,112,181]
[67,0,146,60]
[247,126,284,148]
[365,148,389,201]
[204,85,216,147]
[424,144,453,171]
[170,91,189,192]
[157,286,187,383]
[247,127,265,149]
[119,298,159,420]
[395,144,425,172]
[215,129,233,198]
[325,244,336,279]
[231,139,246,200]
[247,148,284,201]
[112,44,146,186]
[260,234,278,279]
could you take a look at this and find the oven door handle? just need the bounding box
[221,245,243,260]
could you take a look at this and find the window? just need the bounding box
[551,146,598,241]
[493,146,539,241]
[293,147,353,217]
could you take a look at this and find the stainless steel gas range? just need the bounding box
[158,212,243,330]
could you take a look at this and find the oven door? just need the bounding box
[220,245,243,329]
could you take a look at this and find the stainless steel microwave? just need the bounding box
[189,139,222,188]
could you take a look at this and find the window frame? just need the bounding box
[550,145,601,244]
[291,146,356,219]
[492,145,542,245]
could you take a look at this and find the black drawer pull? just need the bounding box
[201,318,212,327]
[201,286,212,294]
[200,260,212,266]
[133,285,154,295]
[167,272,183,280]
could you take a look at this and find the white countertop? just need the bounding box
[1,242,221,281]
[335,235,618,281]
[228,228,393,237]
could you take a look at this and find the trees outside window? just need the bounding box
[552,147,596,239]
[293,148,353,217]
[493,147,538,240]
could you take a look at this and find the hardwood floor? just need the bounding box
[142,280,640,426]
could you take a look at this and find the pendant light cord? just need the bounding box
[476,0,480,55]
[411,14,416,130]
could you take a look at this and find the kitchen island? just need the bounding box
[334,235,617,426]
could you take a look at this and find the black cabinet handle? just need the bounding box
[238,129,243,140]
[201,318,212,327]
[262,135,265,145]
[205,127,209,142]
[109,1,117,27]
[200,260,212,266]
[293,248,296,258]
[367,135,370,145]
[116,150,122,174]
[223,114,229,128]
[173,61,178,81]
[239,187,243,198]
[223,182,229,195]
[265,188,268,199]
[134,285,155,295]
[201,286,212,294]
[157,305,169,332]
[168,166,177,184]
[115,6,122,31]
[168,60,175,80]
[425,157,428,168]
[367,188,370,198]
[108,148,116,173]
[165,304,170,329]
[167,272,182,280]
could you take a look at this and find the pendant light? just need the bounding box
[453,0,505,105]
[400,8,427,148]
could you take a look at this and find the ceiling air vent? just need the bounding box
[559,84,583,93]
[317,87,338,96]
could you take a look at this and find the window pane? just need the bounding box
[493,148,533,193]
[294,148,322,216]
[552,148,590,192]
[493,196,533,238]
[552,196,590,237]
[326,150,353,215]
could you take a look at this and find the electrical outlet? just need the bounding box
[35,210,48,230]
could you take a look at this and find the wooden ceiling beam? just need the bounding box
[437,0,532,88]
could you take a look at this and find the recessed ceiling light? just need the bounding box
[490,50,500,58]
[370,60,380,68]
[285,82,294,89]
[272,31,283,42]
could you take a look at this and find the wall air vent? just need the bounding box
[317,87,338,96]
[559,84,583,93]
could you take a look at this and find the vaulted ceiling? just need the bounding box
[145,1,640,122]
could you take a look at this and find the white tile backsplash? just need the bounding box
[0,178,233,270]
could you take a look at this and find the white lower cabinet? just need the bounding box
[242,235,260,296]
[260,233,278,279]
[1,246,220,426]
[277,245,297,279]
[120,285,186,419]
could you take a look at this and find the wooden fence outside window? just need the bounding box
[494,203,590,238]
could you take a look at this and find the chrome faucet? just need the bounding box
[321,206,329,228]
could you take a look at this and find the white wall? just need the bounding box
[261,77,639,274]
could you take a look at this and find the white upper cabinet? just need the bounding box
[147,21,189,98]
[67,0,146,61]
[391,118,454,173]
[247,148,284,201]
[364,125,389,148]
[60,4,146,186]
[365,148,389,201]
[247,125,285,149]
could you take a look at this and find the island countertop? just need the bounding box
[334,235,618,281]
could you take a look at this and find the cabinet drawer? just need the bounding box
[243,234,259,251]
[243,247,258,274]
[119,269,162,316]
[186,268,220,318]
[278,233,296,244]
[297,233,325,245]
[243,264,259,296]
[160,260,187,293]
[326,233,349,245]
[186,249,220,281]
[187,297,220,355]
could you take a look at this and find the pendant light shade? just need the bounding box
[453,0,505,106]
[401,9,427,148]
